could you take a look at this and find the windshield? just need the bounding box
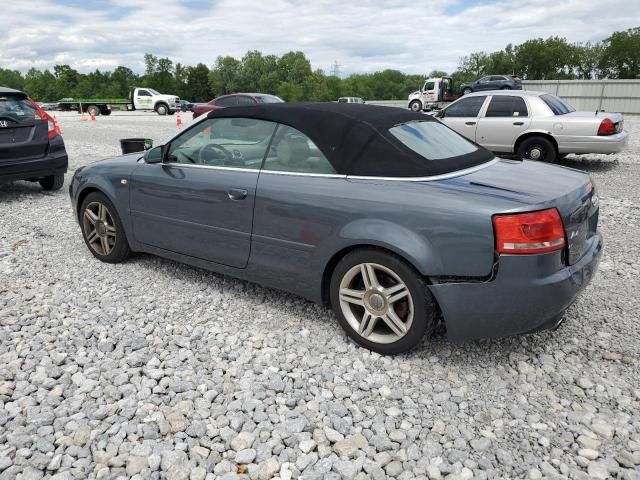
[389,121,478,160]
[255,95,284,104]
[540,94,575,115]
[147,88,161,95]
[0,94,40,123]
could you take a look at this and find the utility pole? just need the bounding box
[331,61,341,77]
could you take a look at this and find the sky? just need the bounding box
[1,0,639,76]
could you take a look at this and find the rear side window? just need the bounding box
[390,121,478,160]
[263,124,335,174]
[236,96,256,106]
[490,76,506,81]
[0,94,40,123]
[214,96,238,107]
[485,96,528,117]
[540,94,575,115]
[444,96,486,117]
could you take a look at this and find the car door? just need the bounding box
[438,96,488,142]
[129,117,276,268]
[489,76,507,89]
[251,123,344,282]
[475,95,531,152]
[134,89,153,110]
[474,76,493,91]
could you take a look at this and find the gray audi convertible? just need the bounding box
[69,103,602,354]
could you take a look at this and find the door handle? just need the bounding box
[513,121,524,126]
[465,121,476,125]
[227,188,248,201]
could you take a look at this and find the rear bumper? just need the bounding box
[429,232,603,341]
[0,151,68,183]
[557,131,629,154]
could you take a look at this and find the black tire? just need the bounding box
[101,109,112,116]
[329,248,437,355]
[517,136,557,163]
[462,87,472,95]
[86,105,100,116]
[155,103,169,116]
[409,100,422,112]
[39,174,64,191]
[500,86,512,90]
[168,111,175,115]
[79,191,131,263]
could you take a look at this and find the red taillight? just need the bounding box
[493,208,566,255]
[597,118,616,136]
[28,97,62,139]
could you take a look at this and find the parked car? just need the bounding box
[436,90,628,162]
[338,97,365,104]
[1,86,67,190]
[69,103,601,354]
[192,93,284,119]
[179,100,195,112]
[460,75,522,95]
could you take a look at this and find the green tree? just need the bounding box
[184,63,211,102]
[599,27,640,78]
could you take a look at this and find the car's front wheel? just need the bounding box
[155,103,168,115]
[39,174,64,191]
[330,249,437,355]
[80,192,131,263]
[462,87,472,95]
[409,100,422,112]
[517,136,557,163]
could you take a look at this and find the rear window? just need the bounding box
[0,94,40,123]
[390,121,478,160]
[540,94,575,115]
[255,95,284,104]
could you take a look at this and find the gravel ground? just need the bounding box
[1,111,639,480]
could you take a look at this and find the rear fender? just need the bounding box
[337,219,442,275]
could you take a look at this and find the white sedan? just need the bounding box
[435,90,629,162]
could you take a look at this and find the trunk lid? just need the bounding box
[442,159,598,265]
[0,93,49,163]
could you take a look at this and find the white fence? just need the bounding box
[369,80,640,114]
[522,80,640,114]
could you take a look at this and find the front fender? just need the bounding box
[337,219,442,275]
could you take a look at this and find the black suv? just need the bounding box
[0,87,67,190]
[459,75,522,95]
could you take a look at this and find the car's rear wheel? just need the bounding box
[409,100,422,112]
[517,136,557,163]
[39,174,64,191]
[330,248,437,355]
[80,192,131,263]
[462,87,472,95]
[86,105,100,116]
[500,86,512,90]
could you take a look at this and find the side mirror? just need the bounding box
[144,145,164,164]
[437,110,445,118]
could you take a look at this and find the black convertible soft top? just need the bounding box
[207,102,494,177]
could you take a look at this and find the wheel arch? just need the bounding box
[76,184,119,222]
[320,219,443,306]
[514,131,558,155]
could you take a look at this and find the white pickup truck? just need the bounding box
[57,87,181,116]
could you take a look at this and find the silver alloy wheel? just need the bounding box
[82,201,116,256]
[339,262,414,344]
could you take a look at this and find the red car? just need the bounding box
[192,93,284,119]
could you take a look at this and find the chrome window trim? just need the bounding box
[162,162,261,173]
[347,158,499,182]
[161,158,499,181]
[260,170,346,179]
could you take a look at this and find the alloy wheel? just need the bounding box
[338,262,414,344]
[82,201,117,256]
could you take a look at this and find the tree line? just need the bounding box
[1,26,638,103]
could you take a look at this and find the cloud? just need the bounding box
[0,0,638,75]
